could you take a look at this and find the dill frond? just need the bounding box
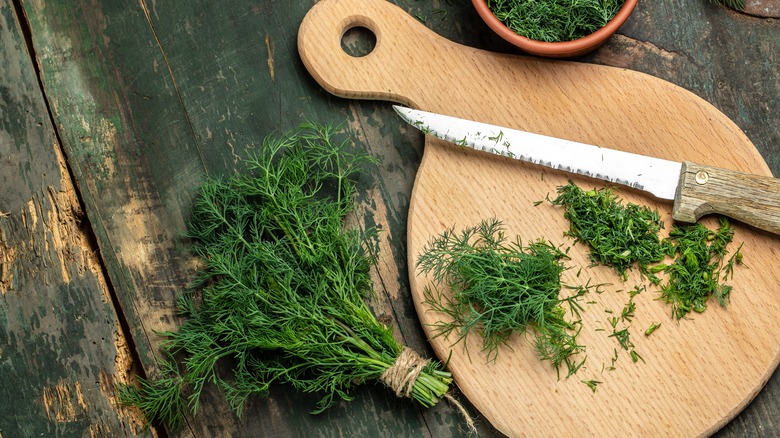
[418,218,586,376]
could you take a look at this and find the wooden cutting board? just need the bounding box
[298,1,780,436]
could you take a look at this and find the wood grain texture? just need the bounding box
[6,0,778,436]
[299,0,780,437]
[0,1,145,436]
[674,161,780,234]
[18,0,482,436]
[584,9,780,434]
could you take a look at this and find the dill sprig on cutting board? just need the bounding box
[117,124,453,430]
[486,0,626,42]
[417,218,587,377]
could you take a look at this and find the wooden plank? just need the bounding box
[0,1,146,436]
[19,0,485,436]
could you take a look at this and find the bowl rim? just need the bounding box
[472,0,639,57]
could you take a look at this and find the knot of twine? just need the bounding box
[382,348,478,435]
[381,348,429,398]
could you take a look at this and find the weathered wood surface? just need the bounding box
[744,0,780,17]
[1,0,777,437]
[0,1,145,436]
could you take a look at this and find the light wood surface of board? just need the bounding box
[299,0,780,436]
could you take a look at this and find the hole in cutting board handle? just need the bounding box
[341,25,376,57]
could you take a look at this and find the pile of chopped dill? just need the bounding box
[486,0,626,42]
[551,182,744,319]
[657,218,743,319]
[118,124,454,430]
[417,218,586,377]
[552,182,667,280]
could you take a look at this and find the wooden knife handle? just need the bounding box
[673,161,780,234]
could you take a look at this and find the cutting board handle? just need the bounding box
[298,0,450,107]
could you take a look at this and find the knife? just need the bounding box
[393,105,780,235]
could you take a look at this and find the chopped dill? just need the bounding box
[552,182,745,319]
[645,323,661,336]
[417,218,587,376]
[658,218,740,318]
[582,379,602,392]
[551,182,667,281]
[609,326,633,351]
[620,298,636,323]
[629,284,645,298]
[722,242,745,280]
[608,348,619,370]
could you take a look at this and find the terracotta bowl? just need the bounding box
[472,0,638,58]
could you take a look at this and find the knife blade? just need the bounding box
[393,105,780,235]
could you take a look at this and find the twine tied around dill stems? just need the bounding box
[381,348,427,397]
[381,348,477,434]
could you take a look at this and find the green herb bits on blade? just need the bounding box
[117,124,457,430]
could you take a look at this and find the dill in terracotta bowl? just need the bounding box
[472,0,638,58]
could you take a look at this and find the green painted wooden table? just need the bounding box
[1,1,778,436]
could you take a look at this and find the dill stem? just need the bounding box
[334,316,450,405]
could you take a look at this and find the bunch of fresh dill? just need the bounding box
[417,218,586,376]
[486,0,626,42]
[118,124,453,430]
[551,182,667,280]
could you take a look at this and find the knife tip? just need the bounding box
[392,105,412,121]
